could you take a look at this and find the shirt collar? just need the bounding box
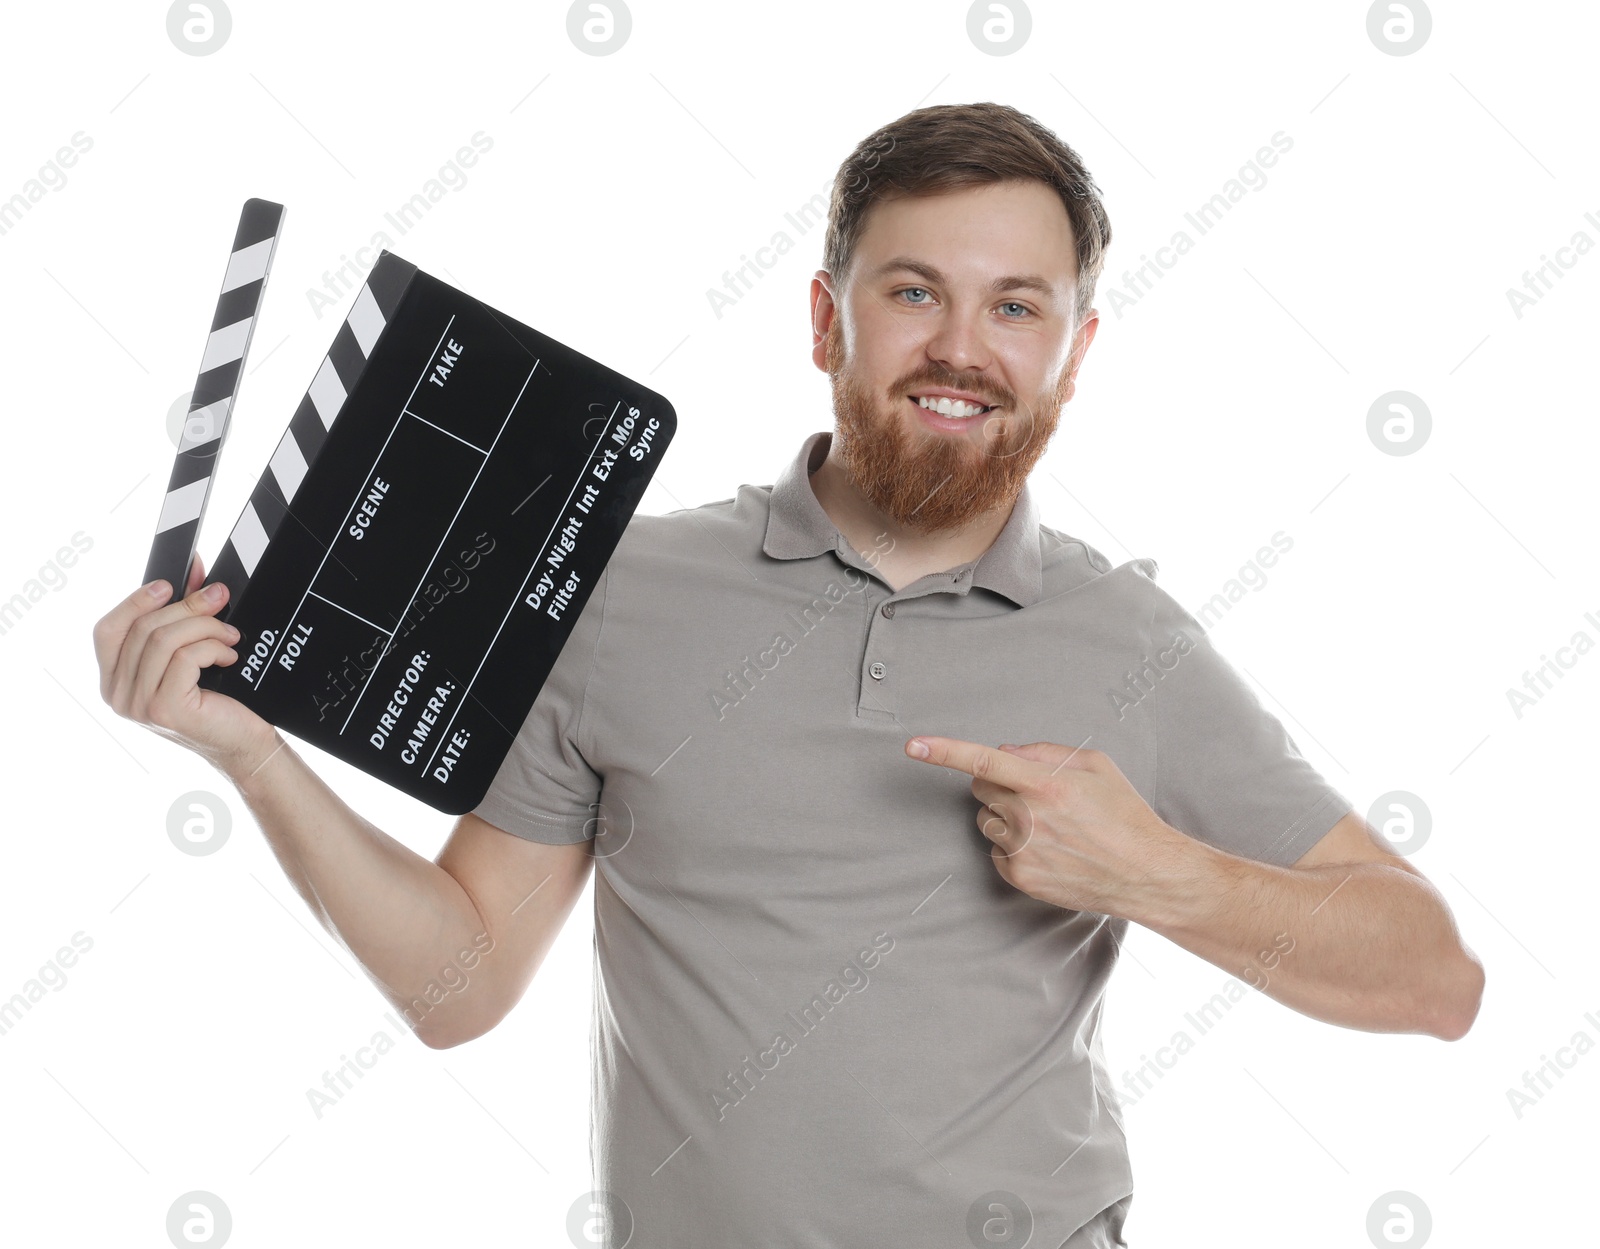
[762,429,1044,608]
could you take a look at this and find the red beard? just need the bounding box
[823,315,1071,534]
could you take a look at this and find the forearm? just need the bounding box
[223,731,493,1041]
[1132,836,1482,1038]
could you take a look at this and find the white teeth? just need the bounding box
[916,395,990,418]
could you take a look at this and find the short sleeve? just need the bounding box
[471,562,610,844]
[1145,583,1352,866]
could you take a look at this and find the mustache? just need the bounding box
[893,373,1013,408]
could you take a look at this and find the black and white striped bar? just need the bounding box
[205,250,418,615]
[144,198,285,597]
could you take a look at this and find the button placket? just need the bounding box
[854,569,966,717]
[858,586,901,715]
[869,595,898,678]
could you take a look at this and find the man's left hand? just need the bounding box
[906,735,1187,918]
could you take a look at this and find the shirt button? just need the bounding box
[881,602,895,618]
[869,661,886,680]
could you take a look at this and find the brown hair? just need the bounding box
[822,101,1112,328]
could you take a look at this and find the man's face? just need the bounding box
[814,179,1097,534]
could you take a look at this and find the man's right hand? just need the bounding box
[93,551,278,779]
[93,556,595,1051]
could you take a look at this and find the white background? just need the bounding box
[1,1,1594,1245]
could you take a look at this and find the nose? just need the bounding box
[922,305,992,379]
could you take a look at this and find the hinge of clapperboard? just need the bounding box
[144,198,416,620]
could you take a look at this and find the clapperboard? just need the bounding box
[146,200,675,813]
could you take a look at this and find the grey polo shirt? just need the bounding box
[474,428,1353,1248]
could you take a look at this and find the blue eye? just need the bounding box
[895,288,1032,318]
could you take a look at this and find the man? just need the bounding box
[96,102,1484,1248]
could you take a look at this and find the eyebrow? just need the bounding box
[866,256,1058,297]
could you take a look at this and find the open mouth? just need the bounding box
[907,394,1000,419]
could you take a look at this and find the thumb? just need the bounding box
[999,741,1097,770]
[185,550,207,597]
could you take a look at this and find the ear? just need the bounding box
[811,272,838,373]
[1059,310,1100,405]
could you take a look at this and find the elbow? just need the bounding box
[412,1000,511,1050]
[1430,951,1486,1042]
[416,1017,496,1049]
[414,1011,494,1049]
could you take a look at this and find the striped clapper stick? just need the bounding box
[204,251,418,621]
[144,198,284,597]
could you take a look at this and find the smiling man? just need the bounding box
[472,102,1481,1246]
[98,100,1483,1249]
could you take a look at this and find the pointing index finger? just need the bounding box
[906,735,1037,789]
